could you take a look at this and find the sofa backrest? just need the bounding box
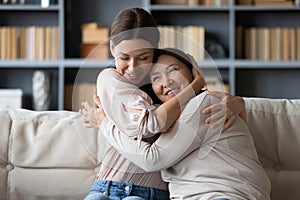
[245,98,300,200]
[1,98,299,200]
[0,109,103,200]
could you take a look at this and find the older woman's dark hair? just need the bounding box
[153,48,193,72]
[110,7,160,48]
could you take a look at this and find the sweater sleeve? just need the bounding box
[100,92,213,172]
[97,68,160,140]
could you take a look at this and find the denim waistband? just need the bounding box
[91,180,169,200]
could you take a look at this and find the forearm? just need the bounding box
[155,81,202,132]
[100,94,207,172]
[100,116,200,172]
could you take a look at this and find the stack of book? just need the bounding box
[154,0,228,6]
[0,26,60,60]
[254,0,293,6]
[0,89,22,109]
[159,25,205,61]
[80,22,109,59]
[154,0,199,6]
[200,0,228,6]
[237,0,294,5]
[236,26,300,61]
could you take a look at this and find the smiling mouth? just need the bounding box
[126,73,140,79]
[165,88,178,96]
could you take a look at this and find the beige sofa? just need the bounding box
[0,98,299,200]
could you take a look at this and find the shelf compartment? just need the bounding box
[236,10,300,27]
[0,68,59,110]
[64,67,105,111]
[65,0,143,58]
[0,11,59,26]
[152,11,230,59]
[235,68,300,99]
[64,67,105,85]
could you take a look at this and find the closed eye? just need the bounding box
[151,75,161,83]
[167,65,180,74]
[138,56,149,61]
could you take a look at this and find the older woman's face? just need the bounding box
[150,54,194,103]
[111,39,154,85]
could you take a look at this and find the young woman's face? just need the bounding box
[111,39,154,85]
[150,54,194,103]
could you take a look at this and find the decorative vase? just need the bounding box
[32,70,51,111]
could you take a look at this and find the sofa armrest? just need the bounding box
[0,109,106,200]
[244,98,300,200]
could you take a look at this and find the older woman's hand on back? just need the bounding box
[79,95,106,128]
[202,91,246,132]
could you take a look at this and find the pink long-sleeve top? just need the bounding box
[95,68,167,190]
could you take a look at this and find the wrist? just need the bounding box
[191,79,202,94]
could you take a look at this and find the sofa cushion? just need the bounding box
[0,109,104,200]
[245,98,300,200]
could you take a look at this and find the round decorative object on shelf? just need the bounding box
[205,38,226,59]
[32,70,51,111]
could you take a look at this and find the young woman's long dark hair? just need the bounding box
[110,7,160,48]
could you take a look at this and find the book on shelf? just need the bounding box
[200,0,229,6]
[51,26,60,59]
[270,27,282,61]
[154,0,198,5]
[289,28,296,60]
[242,26,300,61]
[35,27,44,60]
[45,26,52,59]
[80,22,109,59]
[81,23,109,44]
[237,0,253,5]
[0,26,60,60]
[297,28,300,60]
[80,43,109,59]
[235,26,244,59]
[158,25,205,61]
[237,0,294,5]
[0,89,22,109]
[257,28,270,61]
[254,0,294,6]
[282,28,290,61]
[244,27,257,60]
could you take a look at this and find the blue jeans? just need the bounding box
[84,180,169,200]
